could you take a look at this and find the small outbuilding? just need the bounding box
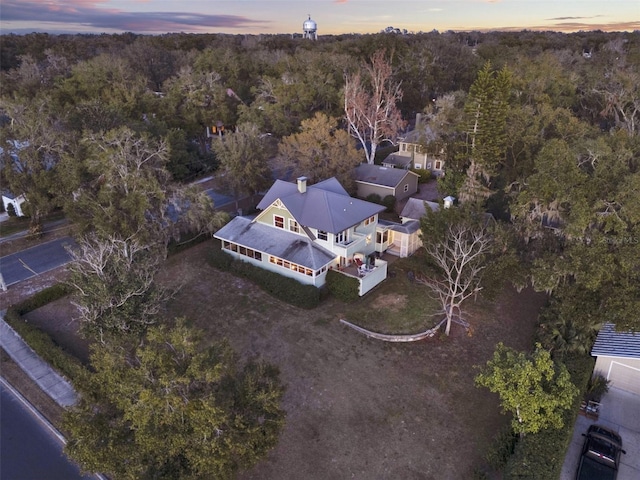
[354,164,419,202]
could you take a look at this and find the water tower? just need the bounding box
[303,15,317,40]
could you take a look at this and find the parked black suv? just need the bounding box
[576,425,626,480]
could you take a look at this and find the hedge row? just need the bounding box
[4,284,87,382]
[208,246,322,309]
[326,269,359,302]
[503,354,595,479]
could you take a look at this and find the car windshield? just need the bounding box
[587,436,617,463]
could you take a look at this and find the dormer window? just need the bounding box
[274,215,284,229]
[289,219,299,233]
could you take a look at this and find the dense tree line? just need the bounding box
[2,26,638,353]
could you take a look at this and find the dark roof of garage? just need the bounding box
[591,323,640,359]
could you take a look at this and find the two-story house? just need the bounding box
[382,114,445,177]
[214,177,388,296]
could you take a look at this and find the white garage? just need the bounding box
[591,323,640,396]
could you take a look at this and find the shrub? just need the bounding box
[208,247,321,309]
[6,202,17,217]
[585,373,610,403]
[485,427,518,470]
[4,284,86,381]
[326,269,359,302]
[11,283,72,316]
[410,168,432,183]
[382,195,396,212]
[365,193,382,205]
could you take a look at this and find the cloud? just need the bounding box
[1,0,268,33]
[473,20,640,33]
[547,16,604,21]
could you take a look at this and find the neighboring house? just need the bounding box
[376,197,441,258]
[384,113,445,177]
[214,176,388,296]
[591,323,640,395]
[354,164,419,202]
[2,192,27,217]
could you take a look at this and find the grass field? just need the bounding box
[15,239,546,479]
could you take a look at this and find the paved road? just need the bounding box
[0,236,76,287]
[0,380,96,480]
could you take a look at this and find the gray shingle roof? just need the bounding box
[354,164,418,188]
[400,197,440,220]
[214,216,336,270]
[400,124,438,144]
[256,177,384,234]
[381,153,412,168]
[591,323,640,359]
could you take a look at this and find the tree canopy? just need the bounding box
[475,343,579,436]
[64,319,285,479]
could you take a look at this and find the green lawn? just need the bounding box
[344,253,442,334]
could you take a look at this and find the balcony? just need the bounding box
[338,258,388,296]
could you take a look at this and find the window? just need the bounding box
[403,184,409,192]
[317,230,328,241]
[401,143,407,152]
[225,242,261,260]
[377,231,389,244]
[268,256,310,276]
[336,230,348,244]
[427,162,432,170]
[364,215,375,226]
[289,219,299,233]
[415,163,422,169]
[435,160,442,170]
[274,215,284,228]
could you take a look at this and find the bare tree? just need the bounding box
[344,50,405,164]
[418,216,493,335]
[67,233,172,343]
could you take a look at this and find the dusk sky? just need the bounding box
[1,0,638,36]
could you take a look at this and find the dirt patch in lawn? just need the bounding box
[12,240,547,479]
[371,293,408,312]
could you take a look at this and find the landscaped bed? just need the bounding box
[11,239,547,479]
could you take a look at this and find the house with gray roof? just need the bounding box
[214,177,388,296]
[354,164,419,202]
[374,197,442,258]
[384,114,445,177]
[592,323,640,395]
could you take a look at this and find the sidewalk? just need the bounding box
[0,311,77,407]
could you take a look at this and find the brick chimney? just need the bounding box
[297,176,307,193]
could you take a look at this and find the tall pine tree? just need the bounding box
[459,62,511,205]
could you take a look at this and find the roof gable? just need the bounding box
[256,177,384,234]
[400,197,440,220]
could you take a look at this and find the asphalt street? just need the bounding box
[0,236,76,286]
[0,380,95,480]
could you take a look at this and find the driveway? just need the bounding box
[561,387,640,479]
